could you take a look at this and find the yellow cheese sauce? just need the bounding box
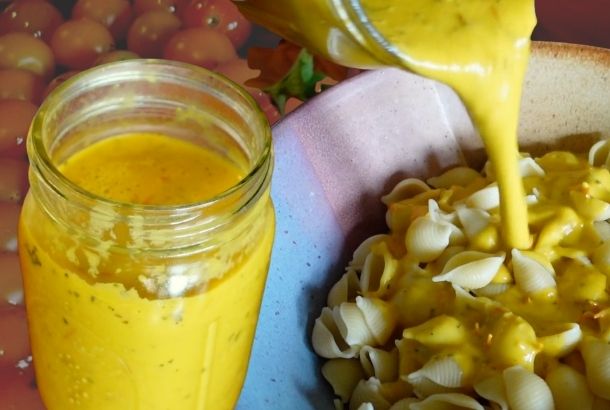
[359,0,536,249]
[19,132,275,409]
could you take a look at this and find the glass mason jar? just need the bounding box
[18,60,275,410]
[235,0,402,68]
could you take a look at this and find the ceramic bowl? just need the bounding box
[236,41,610,409]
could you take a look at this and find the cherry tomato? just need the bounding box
[72,0,134,42]
[0,203,19,253]
[180,0,251,49]
[0,69,44,104]
[43,70,80,99]
[0,32,55,79]
[163,28,236,69]
[50,19,115,70]
[535,0,610,48]
[0,365,44,410]
[0,0,64,42]
[0,159,28,203]
[0,305,30,367]
[133,0,176,15]
[0,252,23,306]
[127,11,181,58]
[95,50,139,65]
[0,99,37,158]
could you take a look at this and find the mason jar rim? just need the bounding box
[28,59,273,216]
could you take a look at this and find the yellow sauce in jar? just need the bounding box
[19,132,275,409]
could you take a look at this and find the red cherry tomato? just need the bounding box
[0,159,28,203]
[95,50,139,65]
[0,252,23,306]
[0,32,55,79]
[0,365,44,410]
[43,70,80,99]
[0,305,30,367]
[163,27,236,69]
[0,0,64,42]
[0,69,45,104]
[0,99,37,158]
[0,203,20,253]
[127,11,181,58]
[50,19,115,70]
[133,0,177,15]
[180,0,251,49]
[72,0,134,42]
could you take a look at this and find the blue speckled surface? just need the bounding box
[236,120,345,410]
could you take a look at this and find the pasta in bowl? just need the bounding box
[236,42,610,409]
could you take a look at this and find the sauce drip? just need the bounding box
[360,0,536,249]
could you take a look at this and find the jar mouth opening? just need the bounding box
[29,59,272,214]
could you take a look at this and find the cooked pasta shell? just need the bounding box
[312,307,358,359]
[433,251,505,290]
[409,393,484,410]
[351,234,389,270]
[389,398,420,410]
[546,363,594,410]
[349,378,392,410]
[328,269,361,307]
[473,282,510,297]
[333,398,343,410]
[596,308,610,342]
[588,139,610,168]
[581,337,610,400]
[594,221,610,242]
[334,302,377,347]
[402,315,467,347]
[593,397,610,410]
[405,216,453,262]
[474,373,508,410]
[409,376,458,399]
[456,206,490,240]
[593,241,610,276]
[382,178,431,206]
[465,184,500,210]
[503,366,554,410]
[518,157,545,177]
[396,338,427,377]
[428,199,458,225]
[511,249,556,297]
[488,312,541,371]
[360,346,399,382]
[322,359,366,403]
[539,323,582,357]
[427,167,481,189]
[407,355,464,388]
[360,243,399,296]
[356,403,374,410]
[355,296,397,345]
[570,190,610,221]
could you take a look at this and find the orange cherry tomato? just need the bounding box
[0,0,64,42]
[43,70,80,99]
[127,11,181,58]
[95,50,139,65]
[0,158,28,203]
[72,0,134,42]
[0,305,30,368]
[180,0,251,49]
[0,252,23,306]
[133,0,177,15]
[50,19,115,70]
[0,32,55,79]
[163,27,236,69]
[0,203,19,253]
[0,99,37,158]
[0,68,45,104]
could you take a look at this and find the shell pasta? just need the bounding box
[312,142,610,409]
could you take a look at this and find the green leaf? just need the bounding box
[263,49,325,115]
